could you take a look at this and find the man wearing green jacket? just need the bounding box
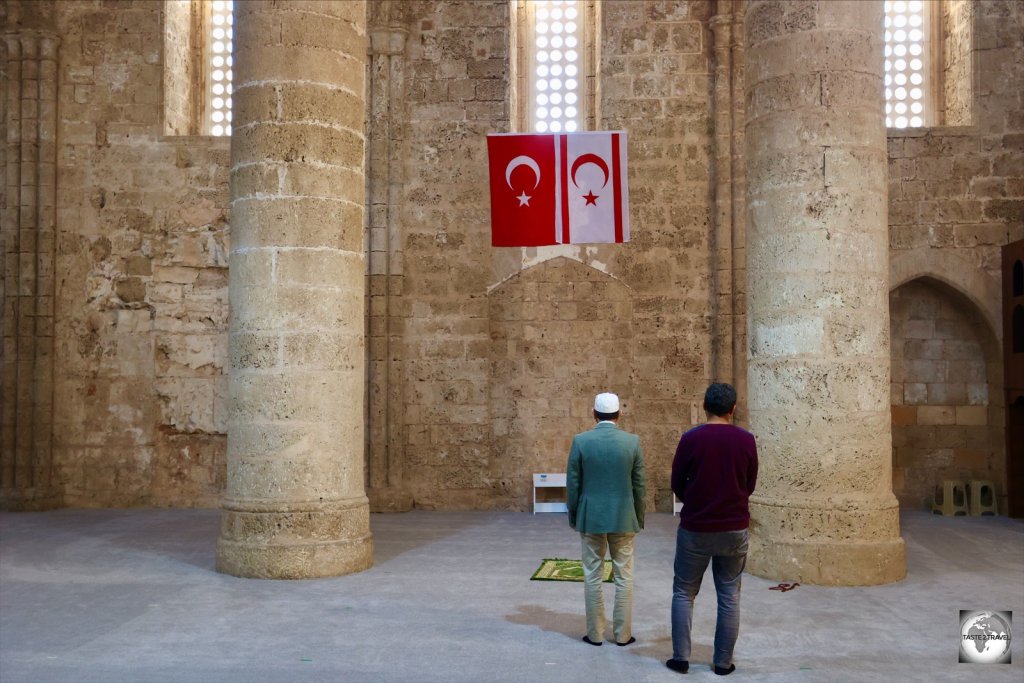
[567,392,646,647]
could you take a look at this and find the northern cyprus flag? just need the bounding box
[487,131,630,247]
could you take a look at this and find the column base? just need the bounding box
[748,533,906,586]
[0,488,63,511]
[216,501,373,579]
[748,494,906,585]
[367,487,413,512]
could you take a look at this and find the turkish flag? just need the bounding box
[487,134,559,247]
[487,132,629,247]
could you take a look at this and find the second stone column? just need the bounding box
[744,1,905,585]
[217,1,372,578]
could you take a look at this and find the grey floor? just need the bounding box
[0,509,1022,683]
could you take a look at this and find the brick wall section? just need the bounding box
[52,0,228,507]
[486,258,634,507]
[889,2,1024,284]
[162,0,193,136]
[6,0,1017,511]
[887,0,1023,512]
[397,0,507,508]
[599,0,714,510]
[890,279,1002,508]
[943,0,973,126]
[395,0,713,510]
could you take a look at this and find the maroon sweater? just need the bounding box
[671,423,758,532]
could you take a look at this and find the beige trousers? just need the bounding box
[580,532,636,643]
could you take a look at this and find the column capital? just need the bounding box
[369,26,408,56]
[38,32,60,59]
[3,31,21,56]
[709,14,733,46]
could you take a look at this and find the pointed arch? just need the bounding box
[889,249,1006,512]
[890,247,1001,342]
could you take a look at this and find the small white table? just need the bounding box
[674,494,683,515]
[533,473,568,514]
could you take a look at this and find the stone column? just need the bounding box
[710,7,735,387]
[365,0,411,512]
[729,4,748,421]
[1,28,61,511]
[217,1,372,578]
[744,1,905,585]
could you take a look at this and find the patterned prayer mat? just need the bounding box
[530,558,613,583]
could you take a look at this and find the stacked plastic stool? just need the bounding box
[967,480,998,516]
[931,480,968,516]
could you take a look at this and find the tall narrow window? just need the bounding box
[528,1,584,133]
[514,0,598,133]
[884,0,932,128]
[163,0,234,137]
[206,0,233,136]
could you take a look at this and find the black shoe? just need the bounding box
[665,659,689,673]
[714,664,736,676]
[616,637,636,646]
[582,635,603,646]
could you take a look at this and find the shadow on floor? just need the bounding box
[370,510,507,564]
[505,603,580,641]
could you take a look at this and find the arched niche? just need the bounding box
[890,247,1002,341]
[487,257,633,508]
[889,274,1005,510]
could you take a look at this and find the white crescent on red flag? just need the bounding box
[487,131,630,247]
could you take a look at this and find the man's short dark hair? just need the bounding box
[594,409,620,421]
[703,383,737,417]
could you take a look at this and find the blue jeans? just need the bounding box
[670,527,748,668]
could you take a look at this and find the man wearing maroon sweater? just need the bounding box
[665,383,758,677]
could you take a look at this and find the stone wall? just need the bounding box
[392,0,714,510]
[51,0,228,507]
[1,1,63,509]
[162,0,194,136]
[943,0,973,127]
[887,0,1024,512]
[889,0,1022,284]
[393,0,509,509]
[1,0,1020,513]
[487,258,634,506]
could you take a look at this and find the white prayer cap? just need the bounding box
[594,392,619,413]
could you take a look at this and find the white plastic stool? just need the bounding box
[931,480,968,516]
[967,480,997,516]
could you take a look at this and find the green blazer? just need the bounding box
[566,422,646,534]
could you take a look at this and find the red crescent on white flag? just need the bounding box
[570,153,609,188]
